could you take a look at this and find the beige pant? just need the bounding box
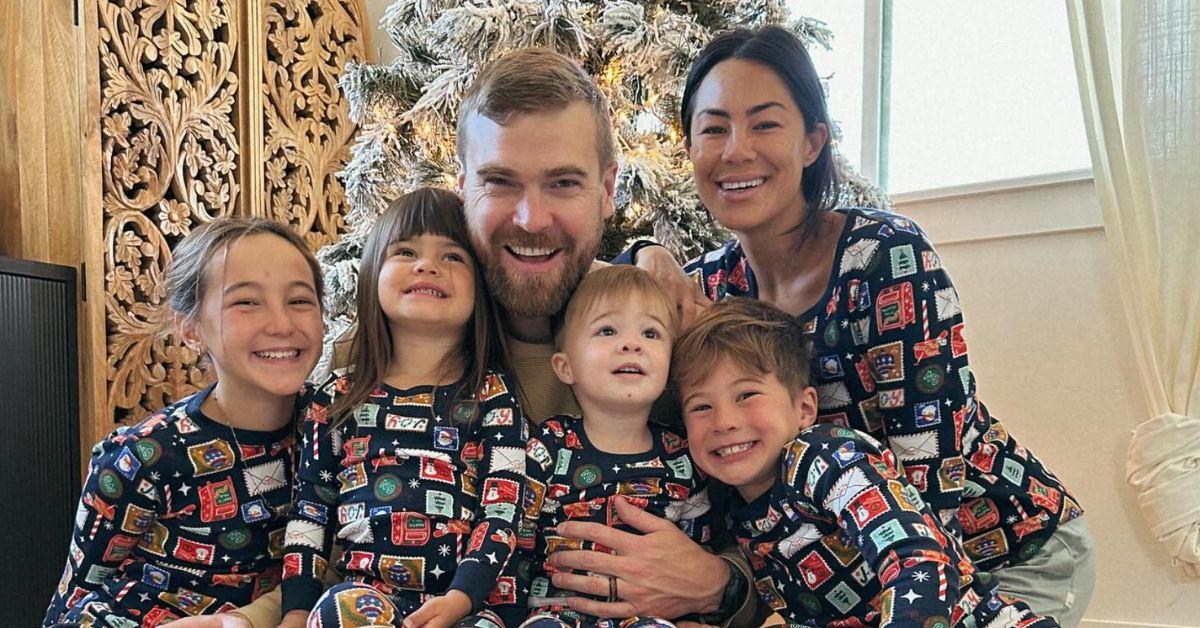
[991,517,1096,627]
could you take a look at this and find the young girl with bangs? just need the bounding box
[280,187,528,628]
[44,218,325,628]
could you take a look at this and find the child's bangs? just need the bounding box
[554,266,679,348]
[379,189,470,249]
[675,336,771,393]
[608,287,676,332]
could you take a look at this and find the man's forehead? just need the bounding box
[459,105,602,176]
[473,162,591,180]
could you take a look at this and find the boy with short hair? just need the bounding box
[672,298,1056,627]
[518,265,714,628]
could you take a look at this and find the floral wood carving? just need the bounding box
[261,0,365,249]
[99,0,365,423]
[99,0,239,424]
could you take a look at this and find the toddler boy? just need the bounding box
[519,266,713,628]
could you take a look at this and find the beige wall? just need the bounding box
[899,178,1199,626]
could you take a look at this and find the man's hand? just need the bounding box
[635,245,711,330]
[548,496,727,619]
[276,609,308,628]
[166,614,252,628]
[402,589,472,628]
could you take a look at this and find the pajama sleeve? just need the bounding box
[792,431,962,626]
[281,374,342,614]
[668,442,712,547]
[861,229,973,526]
[43,432,163,625]
[449,371,529,611]
[680,480,713,546]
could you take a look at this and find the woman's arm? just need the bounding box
[613,241,712,330]
[863,230,973,523]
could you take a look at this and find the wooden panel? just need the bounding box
[0,0,33,258]
[3,0,367,452]
[257,0,366,248]
[0,0,86,268]
[97,0,243,423]
[80,0,109,457]
[97,0,366,424]
[41,0,87,265]
[0,1,48,260]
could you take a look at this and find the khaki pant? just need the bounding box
[992,517,1096,627]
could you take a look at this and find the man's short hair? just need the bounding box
[551,266,678,350]
[457,48,616,168]
[671,298,812,397]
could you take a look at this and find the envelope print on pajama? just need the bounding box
[888,431,940,462]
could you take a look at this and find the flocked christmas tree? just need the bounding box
[317,0,892,368]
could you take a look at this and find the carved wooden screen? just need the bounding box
[97,0,366,424]
[258,1,357,248]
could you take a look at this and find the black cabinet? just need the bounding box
[0,256,82,626]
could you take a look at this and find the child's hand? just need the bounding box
[165,613,252,628]
[402,589,472,628]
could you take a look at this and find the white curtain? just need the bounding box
[1066,0,1200,577]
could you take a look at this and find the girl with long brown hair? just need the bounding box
[279,188,527,628]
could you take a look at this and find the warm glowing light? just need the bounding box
[602,64,621,86]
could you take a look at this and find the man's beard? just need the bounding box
[478,225,601,319]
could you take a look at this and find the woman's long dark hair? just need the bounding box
[681,26,842,240]
[328,187,507,427]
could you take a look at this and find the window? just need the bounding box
[789,0,1092,195]
[792,1,867,172]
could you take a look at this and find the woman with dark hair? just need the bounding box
[624,26,1095,626]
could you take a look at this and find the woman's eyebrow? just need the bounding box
[698,102,786,118]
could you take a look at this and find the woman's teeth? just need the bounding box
[720,178,765,191]
[715,442,755,457]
